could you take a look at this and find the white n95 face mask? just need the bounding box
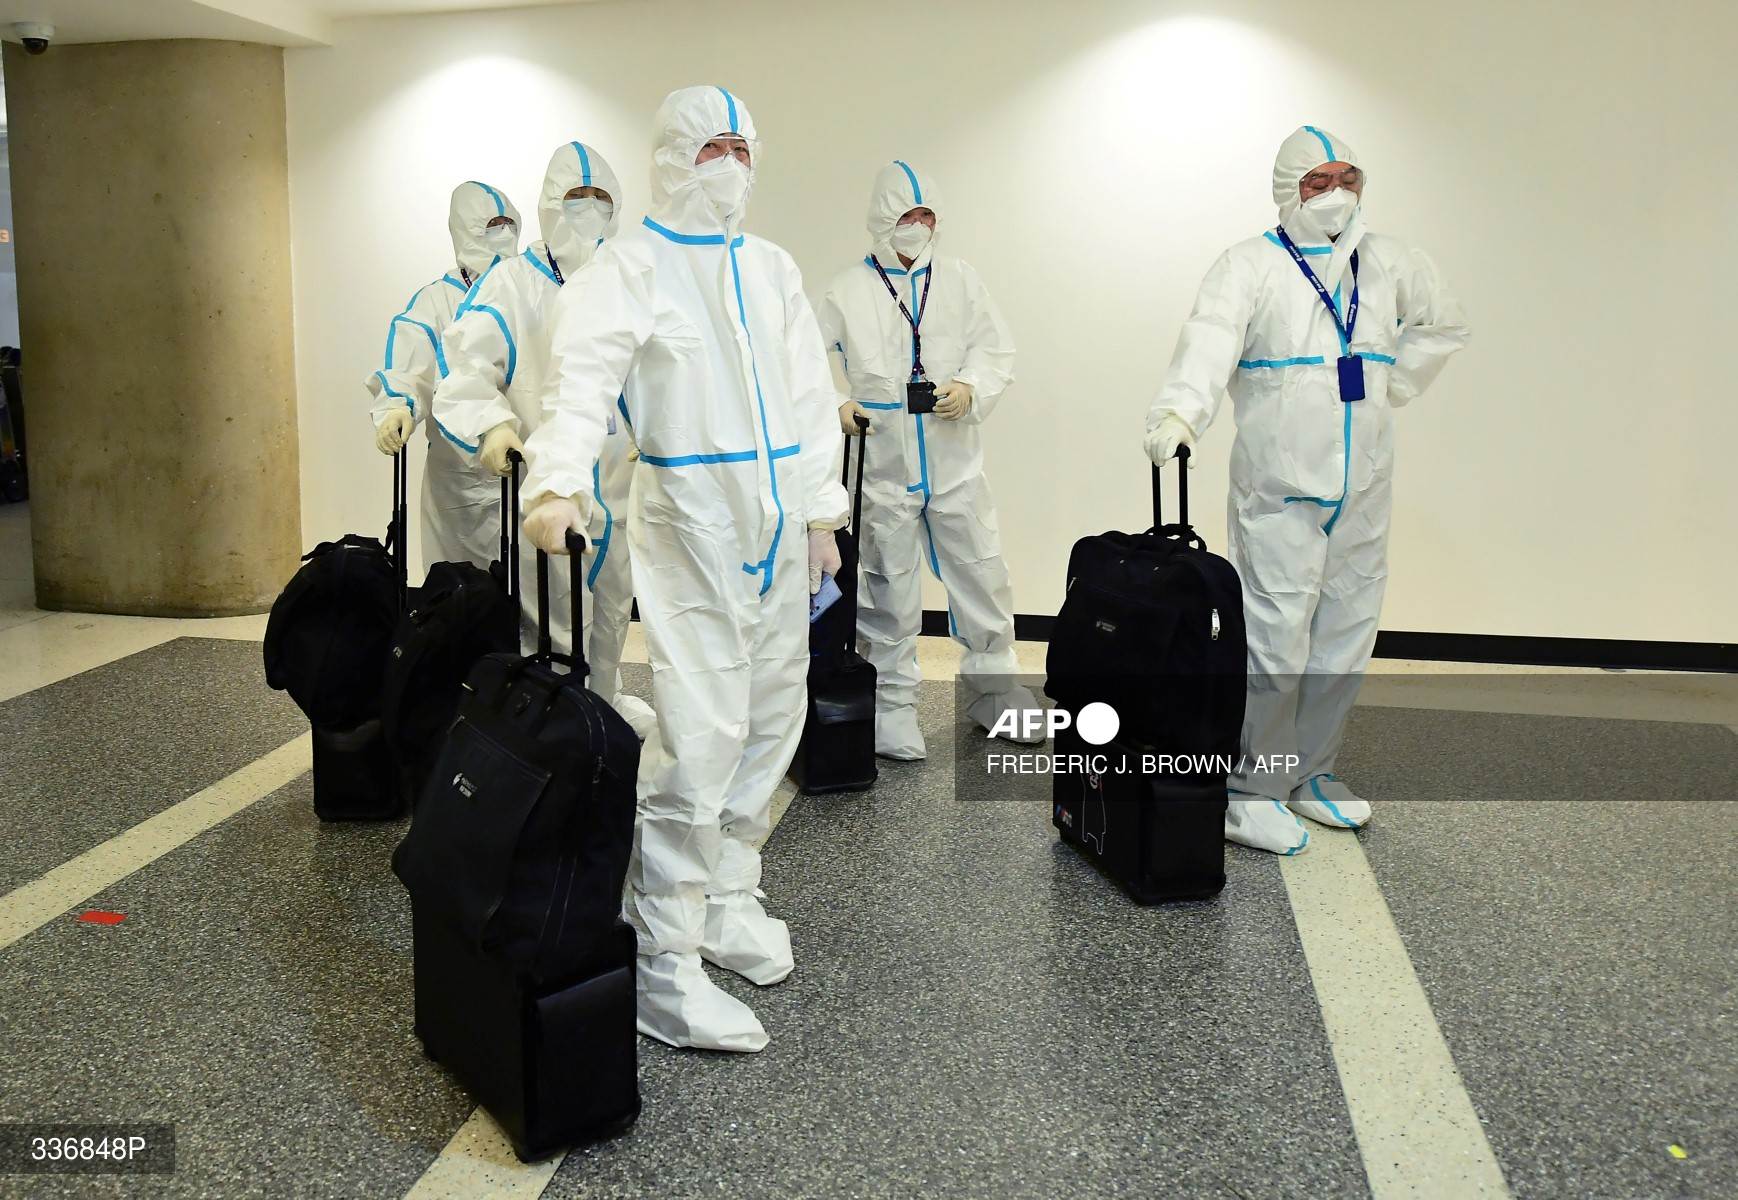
[561,197,612,244]
[1301,187,1359,238]
[694,155,752,221]
[482,223,519,258]
[890,221,932,259]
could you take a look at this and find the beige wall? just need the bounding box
[7,39,300,617]
[285,0,1738,645]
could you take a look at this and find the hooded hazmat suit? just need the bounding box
[816,161,1035,760]
[431,143,648,731]
[521,87,849,1051]
[1147,126,1469,854]
[366,180,521,572]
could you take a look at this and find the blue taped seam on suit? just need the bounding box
[467,302,517,388]
[728,240,784,595]
[1240,356,1326,369]
[572,142,592,187]
[434,417,478,454]
[718,87,739,134]
[643,217,738,247]
[525,249,560,286]
[894,160,923,205]
[587,460,612,589]
[1302,125,1337,163]
[1264,231,1331,254]
[862,400,903,410]
[473,180,506,216]
[442,275,468,293]
[373,370,415,417]
[1308,774,1357,826]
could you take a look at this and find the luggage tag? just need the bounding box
[809,573,843,623]
[1337,355,1365,403]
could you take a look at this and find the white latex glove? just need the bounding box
[480,422,524,476]
[524,495,587,555]
[1144,414,1196,467]
[807,528,842,595]
[375,408,414,455]
[933,379,974,421]
[838,400,874,435]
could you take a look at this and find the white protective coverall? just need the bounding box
[431,144,648,731]
[366,180,521,573]
[1148,126,1469,854]
[522,87,848,1052]
[815,161,1036,761]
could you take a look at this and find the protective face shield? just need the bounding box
[1300,187,1359,238]
[481,221,520,260]
[864,160,941,264]
[561,196,613,245]
[889,220,933,259]
[537,140,623,273]
[448,180,522,275]
[647,86,761,233]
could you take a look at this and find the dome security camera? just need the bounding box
[13,22,54,55]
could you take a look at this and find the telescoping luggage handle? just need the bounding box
[1152,444,1189,528]
[839,414,869,536]
[535,529,588,678]
[391,446,409,613]
[1151,445,1207,548]
[501,449,523,606]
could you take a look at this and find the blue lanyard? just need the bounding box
[1273,226,1359,349]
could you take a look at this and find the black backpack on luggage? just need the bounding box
[264,450,409,821]
[1045,449,1246,903]
[392,530,642,1161]
[790,417,878,794]
[380,454,521,807]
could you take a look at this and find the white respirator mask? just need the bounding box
[694,155,752,221]
[1300,187,1359,238]
[481,223,519,258]
[890,221,933,259]
[561,197,612,244]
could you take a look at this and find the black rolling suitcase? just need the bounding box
[392,531,642,1161]
[381,452,522,808]
[264,449,410,821]
[790,417,877,794]
[1045,448,1246,903]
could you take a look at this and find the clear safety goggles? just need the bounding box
[1299,166,1365,197]
[675,132,763,173]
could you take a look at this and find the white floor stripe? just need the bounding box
[0,733,312,950]
[1281,830,1512,1199]
[404,1109,563,1200]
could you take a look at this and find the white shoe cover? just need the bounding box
[875,704,927,761]
[700,890,793,986]
[1287,775,1372,828]
[635,951,768,1053]
[967,685,1047,745]
[609,692,658,742]
[1225,795,1311,855]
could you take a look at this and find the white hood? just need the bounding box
[538,140,623,275]
[448,179,521,276]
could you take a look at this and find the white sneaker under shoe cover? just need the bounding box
[700,890,794,986]
[1225,795,1311,855]
[875,704,927,760]
[635,951,768,1053]
[1287,775,1372,828]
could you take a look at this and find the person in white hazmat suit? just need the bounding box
[367,180,522,573]
[431,143,653,737]
[816,161,1042,761]
[1146,126,1469,854]
[519,86,848,1053]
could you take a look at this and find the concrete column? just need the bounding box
[5,39,300,617]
